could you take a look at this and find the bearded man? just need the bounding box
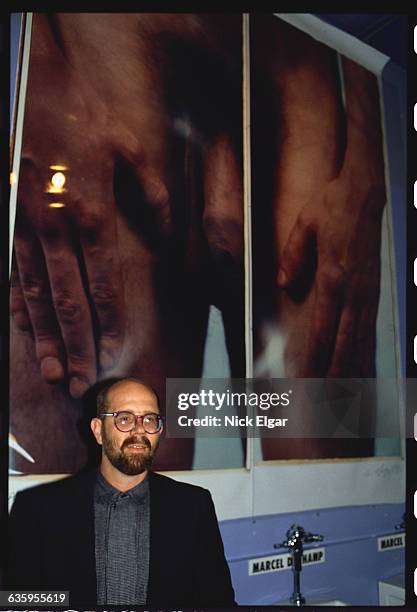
[8,378,236,607]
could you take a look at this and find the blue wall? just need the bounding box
[220,503,404,605]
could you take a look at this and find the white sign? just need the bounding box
[249,547,325,576]
[378,533,405,552]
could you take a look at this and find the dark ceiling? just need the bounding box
[316,14,406,68]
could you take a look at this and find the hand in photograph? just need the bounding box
[11,14,211,398]
[277,57,386,376]
[10,13,244,472]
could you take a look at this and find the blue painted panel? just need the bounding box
[219,503,404,605]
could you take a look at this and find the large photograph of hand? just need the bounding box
[10,13,402,473]
[250,16,399,460]
[10,14,245,472]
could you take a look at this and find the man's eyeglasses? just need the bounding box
[101,411,163,434]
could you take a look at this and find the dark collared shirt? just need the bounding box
[94,470,150,605]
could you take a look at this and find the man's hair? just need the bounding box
[96,377,160,416]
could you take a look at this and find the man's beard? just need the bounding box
[102,429,158,476]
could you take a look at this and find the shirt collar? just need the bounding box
[95,468,150,505]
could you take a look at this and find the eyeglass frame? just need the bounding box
[100,411,164,434]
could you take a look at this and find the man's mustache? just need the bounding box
[121,435,151,451]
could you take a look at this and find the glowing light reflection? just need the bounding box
[46,171,67,194]
[51,172,66,189]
